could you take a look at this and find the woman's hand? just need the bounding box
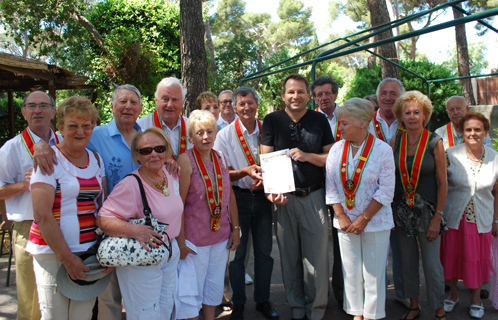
[336,214,352,232]
[179,245,196,260]
[131,224,164,250]
[346,215,369,235]
[63,254,90,280]
[227,229,241,251]
[426,215,441,242]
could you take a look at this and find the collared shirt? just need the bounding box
[434,122,492,150]
[137,114,193,158]
[368,111,400,143]
[214,119,261,189]
[87,119,142,193]
[317,106,341,140]
[0,128,61,221]
[325,138,395,233]
[217,114,238,130]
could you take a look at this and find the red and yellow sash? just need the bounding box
[21,128,60,159]
[373,111,405,142]
[192,147,224,232]
[153,110,187,160]
[445,122,463,148]
[316,108,342,142]
[340,133,375,209]
[234,118,262,166]
[398,129,430,207]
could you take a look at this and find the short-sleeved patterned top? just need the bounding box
[27,147,105,255]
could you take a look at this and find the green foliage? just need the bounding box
[443,41,489,75]
[492,129,498,151]
[342,60,463,115]
[0,97,27,146]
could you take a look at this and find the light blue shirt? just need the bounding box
[87,119,142,193]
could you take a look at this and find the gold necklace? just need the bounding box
[141,169,169,196]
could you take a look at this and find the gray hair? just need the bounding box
[155,77,186,101]
[335,98,375,126]
[218,90,233,101]
[23,91,55,110]
[311,76,339,96]
[376,78,405,99]
[233,87,259,106]
[112,84,142,105]
[445,95,467,109]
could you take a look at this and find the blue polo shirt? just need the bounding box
[87,119,142,193]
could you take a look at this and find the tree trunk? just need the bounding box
[452,7,476,105]
[180,0,207,115]
[204,19,216,73]
[367,0,400,79]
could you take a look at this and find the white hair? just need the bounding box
[155,77,186,101]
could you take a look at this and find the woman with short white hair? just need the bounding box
[176,110,240,320]
[326,98,395,320]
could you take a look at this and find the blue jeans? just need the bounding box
[229,189,274,304]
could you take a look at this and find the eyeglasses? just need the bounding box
[24,103,53,111]
[289,121,299,142]
[136,145,167,155]
[66,124,94,132]
[221,100,232,105]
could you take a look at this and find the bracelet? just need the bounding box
[363,214,370,221]
[233,226,241,230]
[436,210,444,216]
[180,245,187,250]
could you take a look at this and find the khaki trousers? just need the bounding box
[13,220,41,320]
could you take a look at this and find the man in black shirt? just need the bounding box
[261,74,334,320]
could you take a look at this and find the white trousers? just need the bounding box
[176,239,228,319]
[338,229,390,319]
[33,253,95,320]
[116,239,180,320]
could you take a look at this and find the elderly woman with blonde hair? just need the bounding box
[97,127,183,319]
[326,98,395,320]
[390,91,447,320]
[176,110,240,320]
[28,96,107,320]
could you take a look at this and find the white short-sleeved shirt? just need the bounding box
[325,137,395,232]
[137,114,193,157]
[368,111,400,143]
[26,147,105,255]
[217,114,238,130]
[0,128,61,222]
[214,119,261,189]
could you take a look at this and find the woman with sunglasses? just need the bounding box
[176,110,240,320]
[97,127,183,319]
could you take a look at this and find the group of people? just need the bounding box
[0,73,497,320]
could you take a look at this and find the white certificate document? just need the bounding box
[260,149,295,194]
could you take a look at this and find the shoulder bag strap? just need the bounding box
[125,173,153,227]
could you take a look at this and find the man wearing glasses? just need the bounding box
[435,95,492,150]
[0,91,60,320]
[261,74,334,320]
[217,90,238,130]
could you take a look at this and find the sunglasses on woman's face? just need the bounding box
[136,145,167,155]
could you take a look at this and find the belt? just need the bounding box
[232,186,265,194]
[287,183,323,198]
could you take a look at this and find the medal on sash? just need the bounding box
[234,118,261,166]
[373,110,405,142]
[445,122,463,148]
[21,128,60,159]
[340,133,375,209]
[398,129,430,207]
[192,147,224,232]
[153,110,187,160]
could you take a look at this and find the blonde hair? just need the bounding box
[131,127,172,165]
[195,91,218,109]
[393,91,433,128]
[57,96,99,129]
[335,98,375,126]
[186,110,218,136]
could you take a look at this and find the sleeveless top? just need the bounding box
[184,149,231,247]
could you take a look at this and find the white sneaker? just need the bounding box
[245,273,253,285]
[470,302,484,319]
